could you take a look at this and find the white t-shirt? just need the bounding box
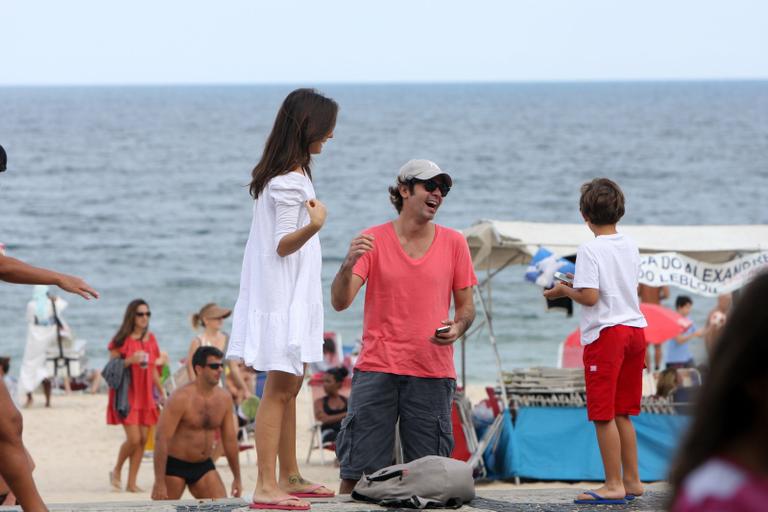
[573,233,647,345]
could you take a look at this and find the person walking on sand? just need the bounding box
[331,159,477,494]
[544,178,647,505]
[107,299,167,493]
[152,346,241,501]
[227,88,338,511]
[0,143,99,512]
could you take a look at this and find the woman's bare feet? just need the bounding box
[280,474,334,497]
[126,485,144,493]
[252,488,310,509]
[109,470,121,491]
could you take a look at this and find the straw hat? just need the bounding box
[199,303,232,320]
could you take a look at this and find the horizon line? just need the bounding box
[1,77,767,89]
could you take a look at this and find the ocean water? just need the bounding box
[1,82,767,382]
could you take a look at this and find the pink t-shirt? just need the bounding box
[352,222,477,379]
[672,457,768,512]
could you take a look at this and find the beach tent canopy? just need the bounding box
[464,220,768,270]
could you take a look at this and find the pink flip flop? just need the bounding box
[250,496,311,510]
[289,483,335,498]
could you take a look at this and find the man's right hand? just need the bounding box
[57,273,99,300]
[343,233,375,269]
[151,481,168,501]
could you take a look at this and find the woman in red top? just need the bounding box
[107,299,166,493]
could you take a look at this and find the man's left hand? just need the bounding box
[231,478,242,498]
[430,320,460,346]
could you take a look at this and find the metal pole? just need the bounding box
[474,286,508,407]
[461,335,466,391]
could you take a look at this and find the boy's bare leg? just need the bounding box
[576,419,625,501]
[0,381,47,511]
[615,415,644,496]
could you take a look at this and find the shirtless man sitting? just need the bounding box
[151,346,242,500]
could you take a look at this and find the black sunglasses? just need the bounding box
[135,311,152,318]
[206,363,224,370]
[410,178,450,197]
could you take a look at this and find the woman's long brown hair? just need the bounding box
[248,88,338,199]
[111,299,148,348]
[668,272,768,502]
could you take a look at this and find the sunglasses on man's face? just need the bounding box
[411,178,450,197]
[206,363,224,370]
[135,311,151,318]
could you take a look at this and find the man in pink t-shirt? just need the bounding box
[331,159,477,493]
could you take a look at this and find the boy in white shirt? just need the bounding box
[545,178,647,505]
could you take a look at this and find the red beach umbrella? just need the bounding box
[639,303,692,345]
[560,329,584,368]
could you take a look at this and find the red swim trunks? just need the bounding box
[583,324,647,421]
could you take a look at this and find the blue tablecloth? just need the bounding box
[481,407,690,481]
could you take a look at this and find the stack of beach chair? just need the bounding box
[497,367,690,414]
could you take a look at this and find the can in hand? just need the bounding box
[140,352,149,369]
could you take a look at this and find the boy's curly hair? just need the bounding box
[579,178,625,225]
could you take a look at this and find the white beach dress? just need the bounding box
[227,172,323,376]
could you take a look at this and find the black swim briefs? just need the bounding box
[165,455,215,485]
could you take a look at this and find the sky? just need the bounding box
[3,0,768,86]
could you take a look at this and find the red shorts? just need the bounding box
[583,325,647,421]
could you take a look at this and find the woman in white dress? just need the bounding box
[18,285,66,407]
[228,88,337,510]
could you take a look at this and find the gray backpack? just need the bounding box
[352,456,475,509]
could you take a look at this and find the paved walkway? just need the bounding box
[0,485,670,511]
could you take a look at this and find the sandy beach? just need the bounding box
[17,383,586,505]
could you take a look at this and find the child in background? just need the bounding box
[664,295,706,369]
[545,178,647,505]
[669,272,768,511]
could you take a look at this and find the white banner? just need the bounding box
[638,251,768,297]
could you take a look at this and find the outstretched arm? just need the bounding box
[0,255,98,299]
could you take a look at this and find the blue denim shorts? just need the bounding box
[336,370,455,481]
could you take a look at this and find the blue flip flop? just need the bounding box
[574,490,628,505]
[625,494,637,501]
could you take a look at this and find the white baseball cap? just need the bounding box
[397,159,452,187]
